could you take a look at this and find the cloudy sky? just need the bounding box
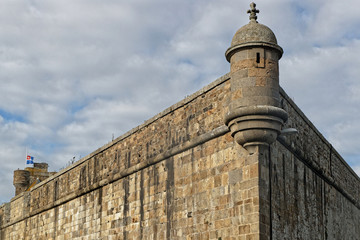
[0,0,359,203]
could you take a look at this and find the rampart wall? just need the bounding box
[263,88,360,239]
[0,74,359,239]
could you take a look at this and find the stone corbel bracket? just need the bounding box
[225,105,288,153]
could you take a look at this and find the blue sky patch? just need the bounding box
[0,109,25,123]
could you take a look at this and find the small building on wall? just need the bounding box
[13,163,57,196]
[0,3,359,240]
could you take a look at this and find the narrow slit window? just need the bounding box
[256,52,260,63]
[54,180,59,201]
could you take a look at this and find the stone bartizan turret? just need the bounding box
[224,2,288,153]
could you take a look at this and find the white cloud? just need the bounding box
[328,121,360,155]
[353,166,360,177]
[281,40,360,156]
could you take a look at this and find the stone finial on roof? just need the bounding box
[247,2,259,22]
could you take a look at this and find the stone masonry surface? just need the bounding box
[0,73,359,239]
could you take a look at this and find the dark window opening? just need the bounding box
[256,52,260,63]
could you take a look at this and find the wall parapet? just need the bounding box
[280,87,360,205]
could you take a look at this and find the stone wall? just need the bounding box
[2,74,255,239]
[0,74,359,240]
[258,88,360,239]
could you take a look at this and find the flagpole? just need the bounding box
[25,147,27,167]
